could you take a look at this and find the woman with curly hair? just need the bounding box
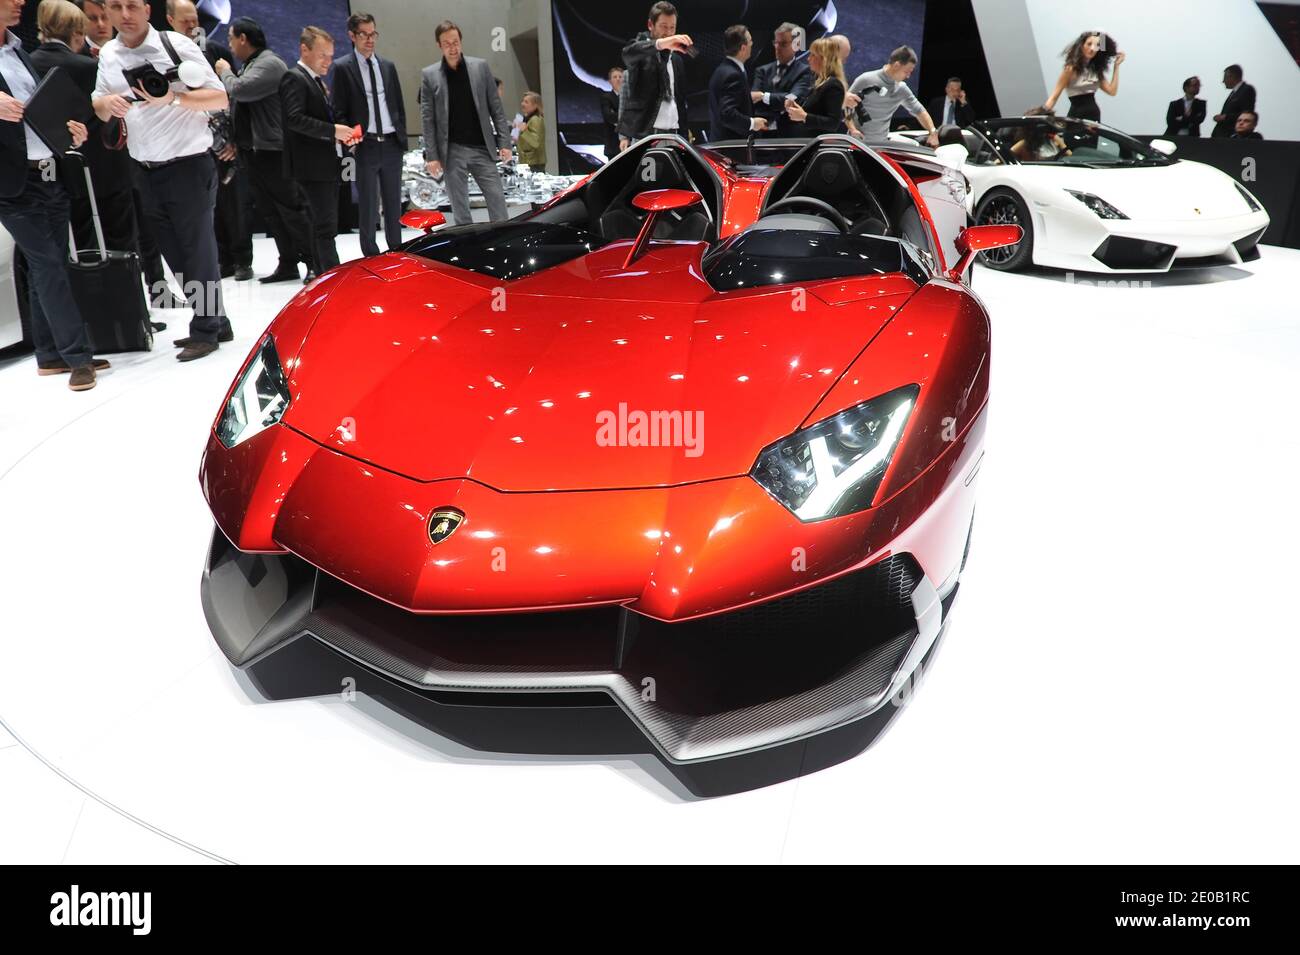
[1044,32,1125,122]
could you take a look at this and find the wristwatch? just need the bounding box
[171,90,182,107]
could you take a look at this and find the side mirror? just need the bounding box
[948,224,1023,279]
[933,142,968,170]
[625,188,703,265]
[1149,138,1177,156]
[400,209,446,233]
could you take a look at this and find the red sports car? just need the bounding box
[199,134,1018,795]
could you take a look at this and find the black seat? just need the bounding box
[598,148,711,242]
[776,148,892,236]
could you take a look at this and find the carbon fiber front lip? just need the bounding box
[203,526,949,764]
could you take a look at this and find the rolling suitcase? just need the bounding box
[66,156,153,353]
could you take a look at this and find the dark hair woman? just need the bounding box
[1044,32,1125,121]
[783,37,846,134]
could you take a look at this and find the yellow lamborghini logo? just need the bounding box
[428,508,464,544]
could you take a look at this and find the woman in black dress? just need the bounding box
[784,37,846,135]
[1044,32,1125,122]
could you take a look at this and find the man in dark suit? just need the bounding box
[1211,64,1255,138]
[708,25,766,141]
[928,76,975,128]
[0,0,104,389]
[79,0,113,57]
[600,66,621,159]
[618,1,691,148]
[329,12,406,257]
[282,26,357,272]
[1165,76,1206,137]
[750,21,812,136]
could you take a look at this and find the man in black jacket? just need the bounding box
[0,0,103,389]
[1232,110,1263,140]
[600,66,621,159]
[708,25,766,141]
[750,22,812,137]
[1211,64,1255,138]
[1164,76,1206,137]
[329,12,406,257]
[282,26,357,273]
[618,1,691,149]
[216,17,315,282]
[928,77,975,128]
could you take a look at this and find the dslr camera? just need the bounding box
[122,61,182,100]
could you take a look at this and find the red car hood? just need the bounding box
[281,244,917,491]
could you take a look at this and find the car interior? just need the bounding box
[403,135,938,287]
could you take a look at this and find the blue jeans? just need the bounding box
[0,168,91,367]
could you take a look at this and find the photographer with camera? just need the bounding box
[91,0,230,362]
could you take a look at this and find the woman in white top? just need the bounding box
[1044,32,1124,122]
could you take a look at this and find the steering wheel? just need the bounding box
[761,196,851,234]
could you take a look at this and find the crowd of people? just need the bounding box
[604,6,1272,150]
[0,0,536,391]
[0,0,1279,393]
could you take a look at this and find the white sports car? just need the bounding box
[901,117,1269,273]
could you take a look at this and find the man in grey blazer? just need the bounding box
[420,20,511,225]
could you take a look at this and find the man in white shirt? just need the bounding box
[92,0,230,362]
[618,2,691,149]
[81,0,113,57]
[0,0,103,390]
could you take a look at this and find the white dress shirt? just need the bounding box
[356,52,395,135]
[653,50,679,131]
[0,29,52,162]
[93,26,224,163]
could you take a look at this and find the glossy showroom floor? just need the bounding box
[2,233,1298,864]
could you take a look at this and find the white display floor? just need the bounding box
[2,234,1298,863]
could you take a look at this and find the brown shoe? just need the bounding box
[68,365,97,391]
[38,357,111,376]
[174,329,233,347]
[177,341,219,362]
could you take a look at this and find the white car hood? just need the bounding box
[1011,160,1250,221]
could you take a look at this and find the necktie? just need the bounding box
[366,56,382,134]
[776,63,786,86]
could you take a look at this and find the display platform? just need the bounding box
[1,235,1298,863]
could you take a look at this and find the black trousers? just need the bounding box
[130,167,167,293]
[136,152,229,342]
[214,159,252,271]
[301,179,340,271]
[0,167,91,367]
[354,136,404,256]
[245,148,315,270]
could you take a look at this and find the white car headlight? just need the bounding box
[216,335,290,449]
[751,385,918,521]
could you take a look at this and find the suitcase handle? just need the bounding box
[66,151,107,265]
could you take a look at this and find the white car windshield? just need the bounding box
[976,118,1174,168]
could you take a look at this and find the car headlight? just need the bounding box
[216,335,290,449]
[1066,190,1128,219]
[750,385,919,521]
[1234,182,1261,213]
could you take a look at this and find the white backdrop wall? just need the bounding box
[973,0,1300,140]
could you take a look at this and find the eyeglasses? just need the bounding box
[353,30,379,40]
